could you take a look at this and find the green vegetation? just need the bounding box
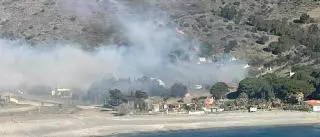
[294,13,315,24]
[236,72,316,103]
[221,70,318,111]
[237,77,274,100]
[170,83,188,98]
[256,35,269,45]
[199,41,213,57]
[219,4,245,24]
[135,90,148,100]
[248,14,320,57]
[210,82,229,99]
[224,40,237,53]
[107,89,127,107]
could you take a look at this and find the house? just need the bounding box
[146,97,168,113]
[203,97,214,109]
[202,97,221,113]
[249,106,258,112]
[243,64,250,69]
[166,98,183,112]
[228,85,238,92]
[304,100,320,112]
[51,88,72,98]
[288,70,295,77]
[197,57,207,64]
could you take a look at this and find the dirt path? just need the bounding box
[308,7,320,20]
[0,106,38,115]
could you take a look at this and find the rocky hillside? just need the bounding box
[1,0,320,75]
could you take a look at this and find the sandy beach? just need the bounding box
[0,109,319,137]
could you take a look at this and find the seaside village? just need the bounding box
[1,54,320,115]
[2,74,320,116]
[0,83,239,115]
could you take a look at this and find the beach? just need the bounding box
[0,109,319,137]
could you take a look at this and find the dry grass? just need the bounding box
[308,7,320,20]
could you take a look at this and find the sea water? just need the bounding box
[121,124,320,137]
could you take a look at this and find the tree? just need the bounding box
[210,82,229,99]
[108,89,126,106]
[303,24,320,52]
[225,40,237,53]
[199,42,213,57]
[262,73,278,84]
[237,77,274,100]
[135,90,148,100]
[170,83,188,98]
[219,4,237,20]
[282,79,315,95]
[272,77,315,101]
[219,4,244,24]
[310,70,320,87]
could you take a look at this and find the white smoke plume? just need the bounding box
[0,0,248,92]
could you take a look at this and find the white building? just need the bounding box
[197,57,207,64]
[51,88,72,98]
[289,70,295,77]
[243,64,250,69]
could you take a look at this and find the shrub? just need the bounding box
[233,1,240,6]
[268,36,296,55]
[170,83,188,98]
[219,4,238,20]
[299,13,315,24]
[183,23,190,27]
[282,104,312,112]
[226,24,233,30]
[244,33,251,38]
[225,39,237,53]
[256,35,269,44]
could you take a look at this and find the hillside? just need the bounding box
[0,0,320,75]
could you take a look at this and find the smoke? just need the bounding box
[0,0,248,92]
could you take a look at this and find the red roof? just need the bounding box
[304,100,320,106]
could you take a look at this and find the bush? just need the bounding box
[199,42,213,57]
[183,23,190,27]
[268,36,296,55]
[210,82,229,99]
[233,1,240,6]
[219,4,238,21]
[225,40,237,53]
[135,90,148,100]
[170,83,188,98]
[226,24,233,30]
[299,13,315,24]
[282,104,312,112]
[256,35,269,44]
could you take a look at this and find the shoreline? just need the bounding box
[111,123,320,137]
[100,112,320,137]
[0,110,319,137]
